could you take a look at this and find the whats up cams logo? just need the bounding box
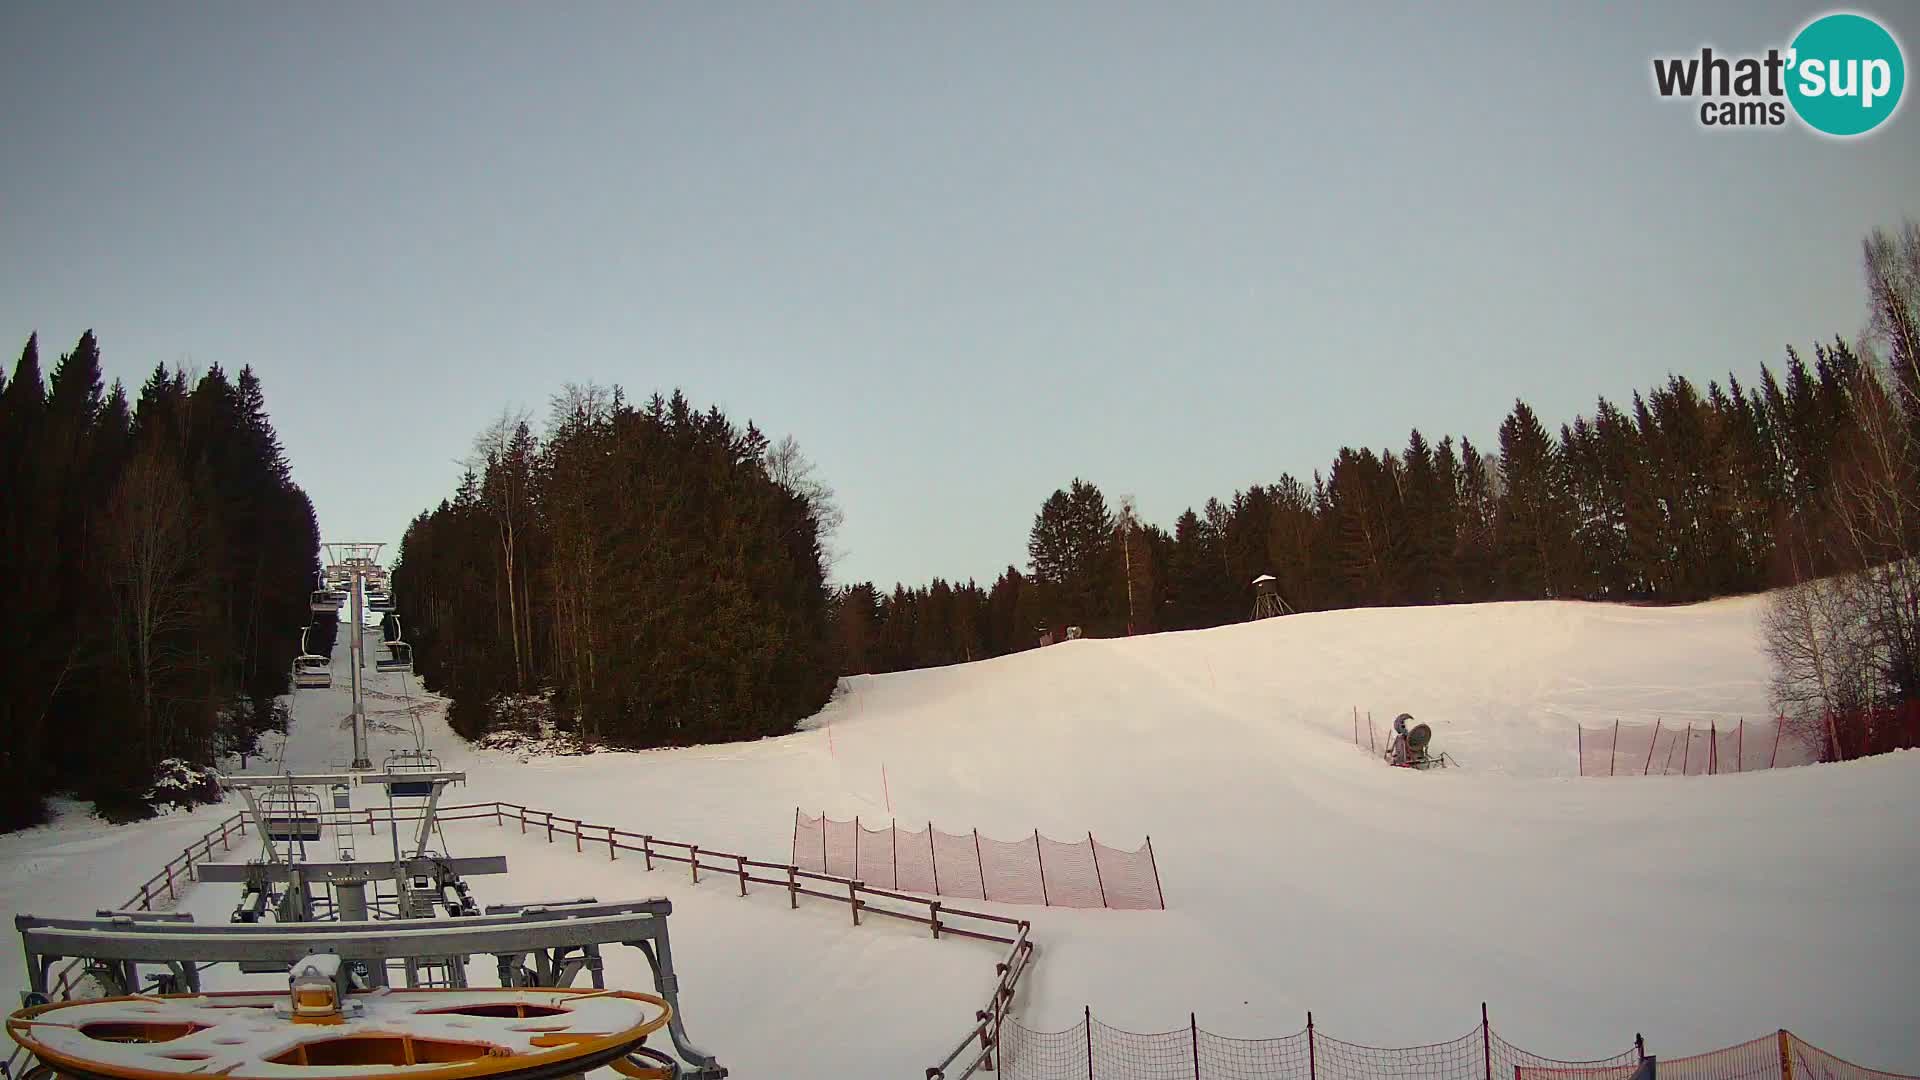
[1652,11,1905,136]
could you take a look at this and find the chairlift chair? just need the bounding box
[293,654,332,690]
[309,590,342,614]
[366,593,395,613]
[376,640,412,674]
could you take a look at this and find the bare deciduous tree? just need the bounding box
[104,443,205,765]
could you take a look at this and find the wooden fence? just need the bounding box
[80,798,1036,1078]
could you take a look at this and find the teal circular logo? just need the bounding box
[1787,13,1905,136]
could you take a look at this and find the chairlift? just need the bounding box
[384,748,443,797]
[261,790,324,842]
[292,625,333,689]
[293,654,332,690]
[309,590,342,614]
[377,641,412,674]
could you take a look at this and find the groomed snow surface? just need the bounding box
[2,594,1917,1077]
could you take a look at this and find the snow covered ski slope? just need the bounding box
[2,594,1916,1075]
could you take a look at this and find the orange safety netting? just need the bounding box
[1576,719,1822,777]
[792,811,1164,910]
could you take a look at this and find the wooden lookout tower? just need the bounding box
[1250,574,1293,620]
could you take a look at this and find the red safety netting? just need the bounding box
[1577,719,1823,777]
[791,811,1164,909]
[1659,1033,1782,1080]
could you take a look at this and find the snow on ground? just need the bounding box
[3,595,1918,1076]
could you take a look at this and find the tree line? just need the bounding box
[0,332,322,828]
[836,221,1920,769]
[834,341,1866,672]
[391,387,838,748]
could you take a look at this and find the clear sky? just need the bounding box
[3,2,1916,588]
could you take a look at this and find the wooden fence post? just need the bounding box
[495,803,502,828]
[929,822,940,894]
[643,835,654,871]
[545,813,554,844]
[690,844,701,884]
[787,865,798,909]
[930,900,941,939]
[608,826,617,861]
[736,855,748,896]
[848,880,860,925]
[519,806,526,834]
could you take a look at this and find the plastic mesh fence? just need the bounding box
[1196,1027,1313,1080]
[1312,1027,1485,1080]
[1577,719,1820,776]
[932,826,987,900]
[895,822,935,892]
[855,820,894,887]
[994,1017,1659,1080]
[791,811,1164,909]
[1496,1027,1642,1079]
[1095,839,1165,910]
[1659,1033,1782,1080]
[1003,1018,1090,1079]
[1037,834,1107,908]
[1787,1031,1918,1080]
[1089,1018,1198,1079]
[979,833,1049,905]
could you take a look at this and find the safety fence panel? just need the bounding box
[1658,1033,1782,1080]
[1577,719,1822,777]
[855,819,894,887]
[998,1014,1658,1080]
[1196,1028,1313,1080]
[979,833,1049,905]
[1787,1031,1920,1080]
[932,826,988,900]
[792,811,1165,909]
[1312,1028,1484,1080]
[1497,1027,1643,1080]
[1036,833,1106,909]
[894,822,936,893]
[1089,1018,1197,1080]
[1096,840,1167,911]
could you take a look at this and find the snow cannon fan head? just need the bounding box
[1406,723,1432,751]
